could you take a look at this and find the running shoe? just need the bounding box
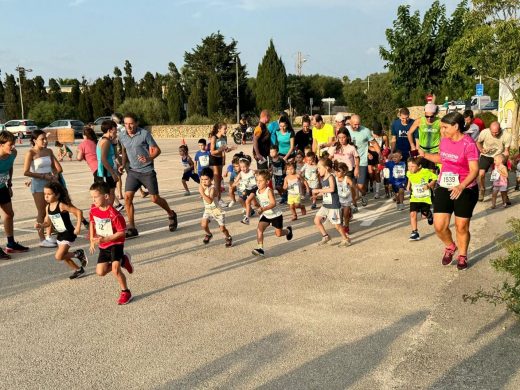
[374,193,380,199]
[442,244,457,266]
[286,226,293,241]
[82,218,90,228]
[168,211,178,232]
[203,233,213,244]
[5,241,29,253]
[218,200,227,208]
[0,248,11,260]
[241,216,250,225]
[115,204,125,212]
[125,228,139,239]
[318,235,331,246]
[361,196,368,207]
[74,249,88,268]
[252,248,265,256]
[478,189,485,201]
[69,267,85,280]
[457,255,468,270]
[351,206,359,213]
[46,236,57,244]
[249,209,256,217]
[409,230,420,241]
[184,191,191,196]
[279,198,287,205]
[228,200,236,208]
[385,193,391,199]
[122,252,134,274]
[400,203,406,211]
[311,203,317,210]
[117,290,133,305]
[427,211,434,225]
[338,238,351,247]
[40,239,57,248]
[225,236,233,248]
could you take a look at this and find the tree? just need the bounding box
[187,79,204,117]
[48,78,63,104]
[29,101,75,127]
[139,72,156,98]
[256,39,287,112]
[78,78,93,122]
[165,62,185,123]
[113,67,125,111]
[116,97,168,126]
[123,60,138,99]
[32,76,48,103]
[445,0,520,146]
[206,72,221,118]
[67,79,81,108]
[4,74,20,119]
[0,77,4,105]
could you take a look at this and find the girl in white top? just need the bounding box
[233,157,258,225]
[246,170,293,257]
[199,167,232,247]
[283,161,306,221]
[334,162,354,236]
[300,151,320,209]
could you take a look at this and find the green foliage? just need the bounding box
[476,112,498,128]
[165,62,185,123]
[182,114,214,125]
[48,78,63,104]
[29,101,75,127]
[113,67,125,111]
[463,218,520,316]
[123,60,138,99]
[256,40,287,113]
[117,97,168,126]
[0,78,4,104]
[139,72,157,98]
[67,79,81,107]
[4,74,20,120]
[206,72,221,118]
[77,78,93,123]
[188,80,204,117]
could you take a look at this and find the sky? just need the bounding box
[0,0,461,84]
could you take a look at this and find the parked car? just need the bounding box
[93,116,112,135]
[481,100,499,111]
[2,119,38,138]
[43,119,85,138]
[470,95,492,110]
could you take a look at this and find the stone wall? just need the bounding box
[146,124,236,139]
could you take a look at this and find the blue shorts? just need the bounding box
[357,166,369,186]
[392,182,406,193]
[31,177,50,193]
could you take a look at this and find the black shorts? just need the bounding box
[433,185,478,218]
[209,155,223,167]
[97,244,125,264]
[0,186,11,205]
[410,202,431,215]
[256,159,269,170]
[182,171,200,183]
[273,175,285,188]
[479,155,494,172]
[125,170,158,195]
[240,187,257,201]
[94,174,117,189]
[259,214,283,229]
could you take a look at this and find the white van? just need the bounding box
[470,95,491,110]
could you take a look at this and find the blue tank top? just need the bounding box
[96,138,116,177]
[0,154,15,188]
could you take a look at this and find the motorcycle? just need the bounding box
[232,126,254,145]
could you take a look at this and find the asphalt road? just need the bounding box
[1,138,519,389]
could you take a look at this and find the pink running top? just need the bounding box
[438,134,479,188]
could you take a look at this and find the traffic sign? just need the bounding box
[476,83,484,96]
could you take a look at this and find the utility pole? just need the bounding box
[15,66,33,118]
[295,52,308,76]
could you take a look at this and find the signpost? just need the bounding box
[476,83,484,96]
[322,98,336,116]
[309,98,313,115]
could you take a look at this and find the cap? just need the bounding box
[424,103,437,113]
[335,113,345,122]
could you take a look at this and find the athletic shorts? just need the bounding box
[209,155,223,167]
[182,171,200,183]
[410,202,431,215]
[287,194,301,205]
[256,159,269,170]
[94,175,117,189]
[316,206,341,225]
[57,238,75,246]
[357,165,369,186]
[239,187,257,201]
[202,208,225,226]
[340,197,352,208]
[97,244,125,264]
[0,186,11,205]
[493,185,508,192]
[433,185,478,219]
[31,177,50,193]
[273,175,285,188]
[479,155,494,172]
[125,170,158,195]
[259,214,283,229]
[392,182,407,193]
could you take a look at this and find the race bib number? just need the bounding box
[440,172,460,189]
[393,165,405,179]
[273,166,283,176]
[199,155,209,167]
[383,168,390,179]
[412,184,429,198]
[323,192,332,204]
[338,184,351,199]
[490,170,500,182]
[94,216,113,237]
[259,198,270,208]
[0,173,9,185]
[288,182,300,195]
[50,213,67,233]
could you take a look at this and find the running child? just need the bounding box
[179,144,200,196]
[334,162,354,235]
[55,141,73,161]
[224,155,241,207]
[198,167,233,247]
[194,138,211,178]
[234,156,257,225]
[295,151,305,175]
[89,181,133,305]
[247,170,293,257]
[268,145,287,204]
[301,151,320,209]
[313,158,351,247]
[283,161,306,221]
[490,153,509,209]
[406,157,437,241]
[36,182,88,279]
[385,150,407,210]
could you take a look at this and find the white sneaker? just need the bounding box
[242,208,247,214]
[218,200,227,208]
[374,193,380,199]
[228,200,236,208]
[40,239,57,248]
[46,236,57,244]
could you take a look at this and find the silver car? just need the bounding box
[43,119,85,138]
[93,116,112,136]
[2,119,38,138]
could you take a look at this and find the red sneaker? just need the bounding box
[117,290,133,305]
[457,255,468,270]
[442,244,457,266]
[122,252,133,274]
[343,226,350,235]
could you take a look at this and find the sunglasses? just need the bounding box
[425,115,435,119]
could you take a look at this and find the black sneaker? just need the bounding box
[74,249,88,268]
[286,226,293,241]
[252,248,265,257]
[69,267,85,279]
[409,230,420,241]
[115,204,125,212]
[0,248,11,260]
[82,218,89,228]
[125,228,139,239]
[427,211,434,225]
[168,211,178,232]
[5,241,29,253]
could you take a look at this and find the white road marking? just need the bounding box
[359,200,397,227]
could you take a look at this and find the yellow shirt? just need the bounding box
[312,123,335,155]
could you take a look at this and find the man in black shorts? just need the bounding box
[118,113,177,238]
[253,110,271,170]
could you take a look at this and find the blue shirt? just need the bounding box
[267,121,279,146]
[119,128,158,173]
[96,139,116,177]
[275,130,294,155]
[227,164,238,182]
[391,118,416,157]
[0,153,15,188]
[386,161,407,185]
[350,127,373,166]
[194,150,211,175]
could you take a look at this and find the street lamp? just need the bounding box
[15,66,32,118]
[230,56,240,124]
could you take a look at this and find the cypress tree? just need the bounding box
[113,67,125,111]
[68,79,81,107]
[33,76,48,102]
[206,72,221,118]
[123,60,137,99]
[78,78,93,122]
[139,72,155,98]
[4,74,20,119]
[166,62,184,123]
[0,78,4,104]
[187,79,204,117]
[48,78,63,104]
[256,39,287,112]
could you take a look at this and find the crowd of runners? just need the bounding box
[0,106,518,305]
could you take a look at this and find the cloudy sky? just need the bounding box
[0,0,461,83]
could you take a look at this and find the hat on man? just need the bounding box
[335,113,345,122]
[424,103,437,113]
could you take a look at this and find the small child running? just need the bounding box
[247,170,293,257]
[406,157,437,241]
[224,156,241,207]
[385,150,407,210]
[283,161,306,221]
[268,145,287,204]
[194,138,211,178]
[334,162,354,235]
[199,167,233,247]
[179,144,200,196]
[89,181,133,305]
[234,156,257,225]
[55,141,73,161]
[301,151,320,209]
[36,182,88,279]
[313,158,351,247]
[490,153,509,209]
